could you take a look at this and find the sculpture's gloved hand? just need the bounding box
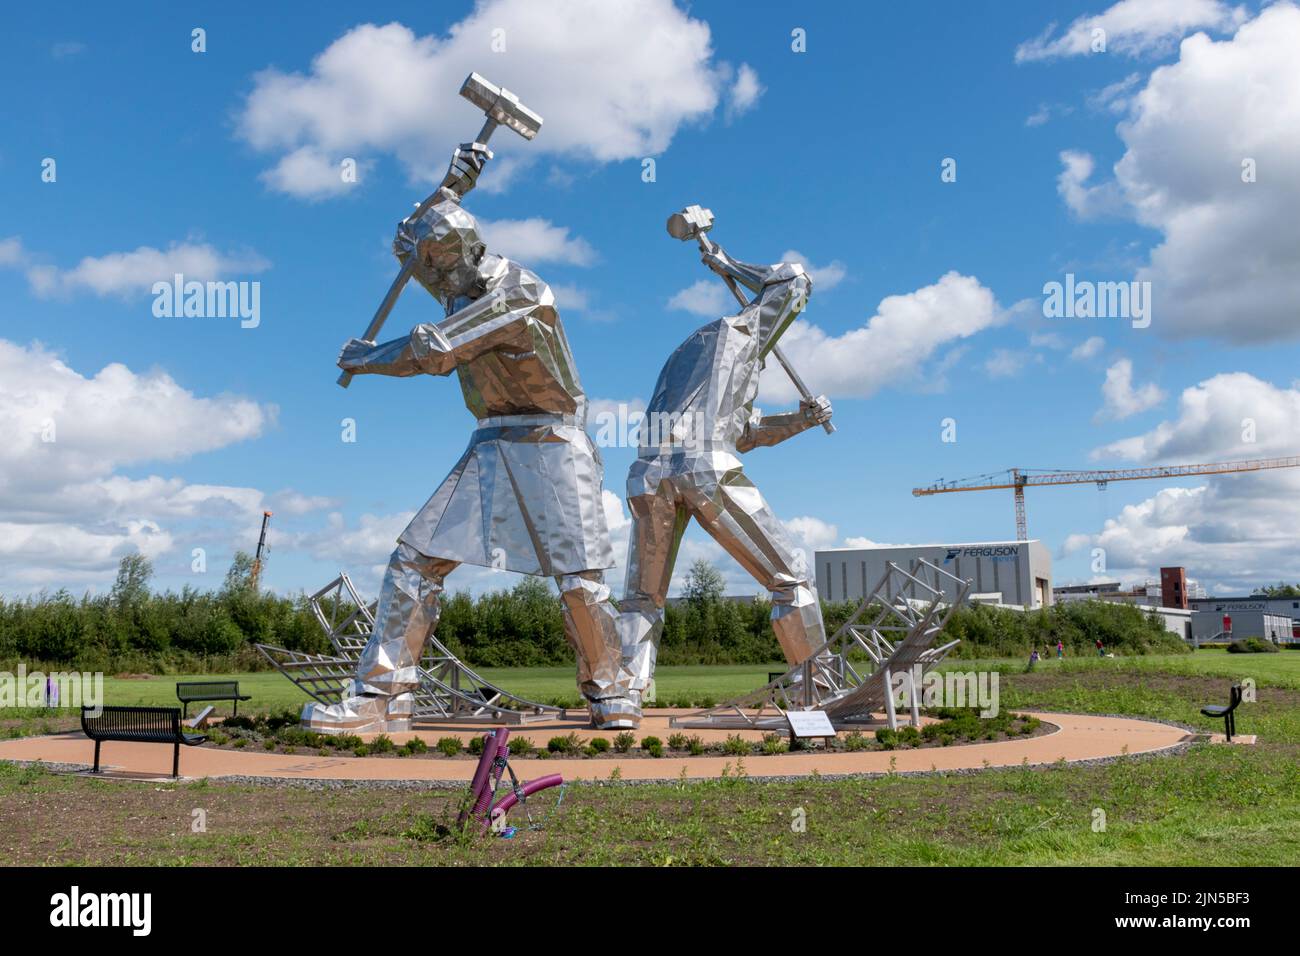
[337,337,377,372]
[441,142,494,199]
[801,394,833,427]
[699,243,731,279]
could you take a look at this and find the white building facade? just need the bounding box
[815,540,1053,609]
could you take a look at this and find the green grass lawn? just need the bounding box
[88,647,1300,710]
[5,649,1295,734]
[13,662,786,717]
[2,649,1297,865]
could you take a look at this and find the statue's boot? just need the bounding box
[588,692,642,731]
[302,685,415,735]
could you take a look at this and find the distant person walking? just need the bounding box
[1096,638,1105,657]
[1057,640,1064,659]
[1028,648,1039,671]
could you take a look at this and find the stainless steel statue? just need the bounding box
[307,75,635,733]
[615,205,834,724]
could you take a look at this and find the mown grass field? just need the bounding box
[10,649,1298,720]
[1,650,1297,865]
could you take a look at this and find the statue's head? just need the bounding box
[394,196,486,304]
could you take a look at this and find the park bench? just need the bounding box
[176,680,251,718]
[81,706,207,779]
[1201,684,1243,742]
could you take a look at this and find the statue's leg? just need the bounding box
[618,480,690,719]
[556,570,636,729]
[302,543,459,734]
[684,467,826,665]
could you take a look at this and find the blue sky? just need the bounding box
[3,0,1299,602]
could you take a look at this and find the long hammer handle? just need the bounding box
[338,120,503,389]
[337,257,417,388]
[712,262,836,435]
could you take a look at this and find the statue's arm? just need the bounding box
[337,278,555,378]
[736,396,833,452]
[699,239,813,359]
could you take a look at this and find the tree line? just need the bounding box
[0,554,1186,673]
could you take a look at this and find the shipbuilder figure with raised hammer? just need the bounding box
[616,205,835,725]
[310,74,635,732]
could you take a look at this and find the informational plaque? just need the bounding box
[785,709,836,740]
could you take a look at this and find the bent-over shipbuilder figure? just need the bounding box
[616,235,834,724]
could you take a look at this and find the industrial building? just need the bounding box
[1189,595,1300,626]
[1053,567,1206,609]
[815,540,1052,609]
[1052,566,1299,645]
[1190,608,1294,645]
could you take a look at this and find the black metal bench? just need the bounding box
[1201,684,1243,741]
[176,680,251,718]
[81,706,207,779]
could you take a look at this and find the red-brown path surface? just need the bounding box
[0,710,1190,784]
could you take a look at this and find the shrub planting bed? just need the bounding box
[197,708,1048,759]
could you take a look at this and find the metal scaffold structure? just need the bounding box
[256,572,562,725]
[670,558,970,731]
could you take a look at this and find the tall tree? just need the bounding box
[223,550,257,594]
[684,559,725,607]
[110,552,153,608]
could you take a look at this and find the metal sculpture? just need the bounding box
[308,74,631,733]
[256,572,561,726]
[671,559,970,731]
[614,205,835,725]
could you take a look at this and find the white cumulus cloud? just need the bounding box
[477,217,596,266]
[1055,4,1300,342]
[1095,358,1165,421]
[3,238,269,300]
[237,3,751,198]
[759,272,1004,403]
[1016,0,1247,62]
[1067,371,1300,595]
[1071,336,1106,361]
[0,340,284,594]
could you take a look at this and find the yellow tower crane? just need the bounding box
[913,456,1300,540]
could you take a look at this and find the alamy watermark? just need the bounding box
[1043,273,1150,329]
[888,664,1000,717]
[152,273,261,328]
[50,885,150,936]
[591,401,764,450]
[0,663,103,714]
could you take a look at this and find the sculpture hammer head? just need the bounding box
[460,72,543,140]
[666,205,714,241]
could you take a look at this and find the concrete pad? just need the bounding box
[0,711,1191,784]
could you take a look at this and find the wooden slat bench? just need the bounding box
[81,706,207,779]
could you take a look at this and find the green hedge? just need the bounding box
[0,558,1188,671]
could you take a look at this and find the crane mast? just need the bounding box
[250,510,272,591]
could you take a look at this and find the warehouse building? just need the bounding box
[1189,595,1300,626]
[815,540,1053,609]
[1191,608,1294,645]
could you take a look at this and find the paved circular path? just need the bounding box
[0,710,1190,784]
